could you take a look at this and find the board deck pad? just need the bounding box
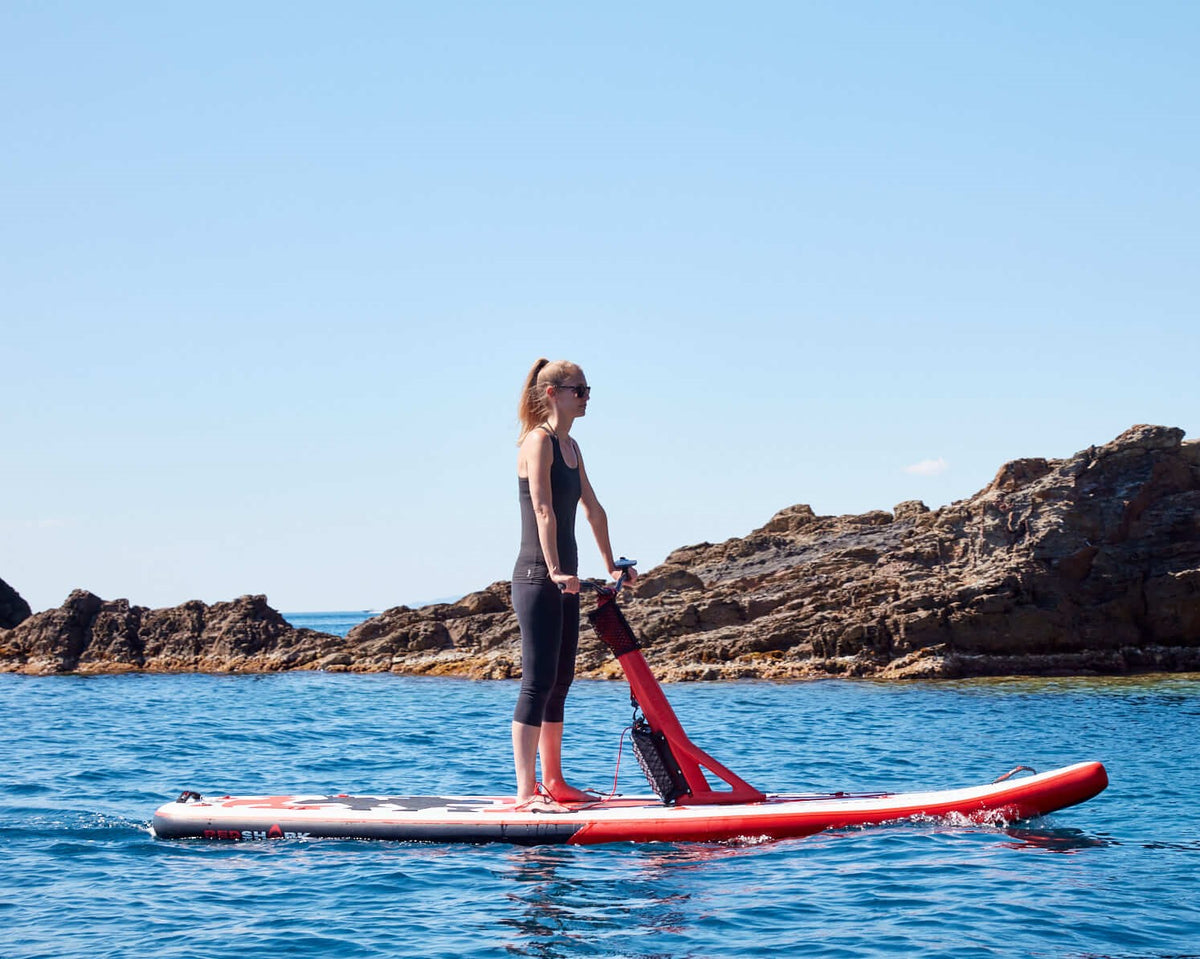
[152,760,1108,846]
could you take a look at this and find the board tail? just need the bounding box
[588,595,765,806]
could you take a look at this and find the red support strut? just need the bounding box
[589,594,765,806]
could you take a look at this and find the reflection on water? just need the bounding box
[999,825,1117,853]
[499,846,692,959]
[1141,839,1200,852]
[494,823,1133,958]
[939,673,1200,699]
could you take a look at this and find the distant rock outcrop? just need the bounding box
[0,592,343,675]
[3,425,1198,679]
[1,577,32,629]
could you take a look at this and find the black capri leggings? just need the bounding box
[511,578,580,726]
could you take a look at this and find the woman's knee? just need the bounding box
[514,679,554,726]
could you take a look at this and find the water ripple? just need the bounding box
[3,672,1200,958]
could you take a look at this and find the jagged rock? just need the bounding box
[341,423,1200,682]
[4,425,1199,680]
[1,577,32,629]
[758,504,819,535]
[633,564,706,599]
[0,592,343,674]
[893,500,930,522]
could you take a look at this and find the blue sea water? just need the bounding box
[282,610,380,637]
[4,612,1199,958]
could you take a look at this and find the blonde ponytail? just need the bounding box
[517,358,583,441]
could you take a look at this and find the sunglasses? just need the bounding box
[555,383,591,399]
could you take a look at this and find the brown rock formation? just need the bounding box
[0,592,343,675]
[343,582,521,678]
[627,423,1200,680]
[342,424,1200,681]
[1,577,32,629]
[3,425,1198,679]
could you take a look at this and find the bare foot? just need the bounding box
[542,780,595,803]
[514,795,570,813]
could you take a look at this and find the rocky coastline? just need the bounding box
[3,424,1199,680]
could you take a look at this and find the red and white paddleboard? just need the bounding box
[152,760,1107,845]
[154,578,1108,845]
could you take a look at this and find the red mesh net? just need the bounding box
[586,597,642,657]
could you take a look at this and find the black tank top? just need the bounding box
[514,430,581,582]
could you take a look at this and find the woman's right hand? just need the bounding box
[551,572,580,594]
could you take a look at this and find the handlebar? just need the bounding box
[566,557,637,597]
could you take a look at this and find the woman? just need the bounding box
[511,358,636,811]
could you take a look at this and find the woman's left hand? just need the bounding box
[610,564,637,585]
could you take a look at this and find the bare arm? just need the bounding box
[575,441,637,585]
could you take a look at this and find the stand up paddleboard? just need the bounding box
[153,564,1108,845]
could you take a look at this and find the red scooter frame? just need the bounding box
[583,563,765,806]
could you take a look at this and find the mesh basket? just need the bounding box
[586,597,642,657]
[630,718,689,804]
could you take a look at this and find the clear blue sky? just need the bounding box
[3,2,1197,613]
